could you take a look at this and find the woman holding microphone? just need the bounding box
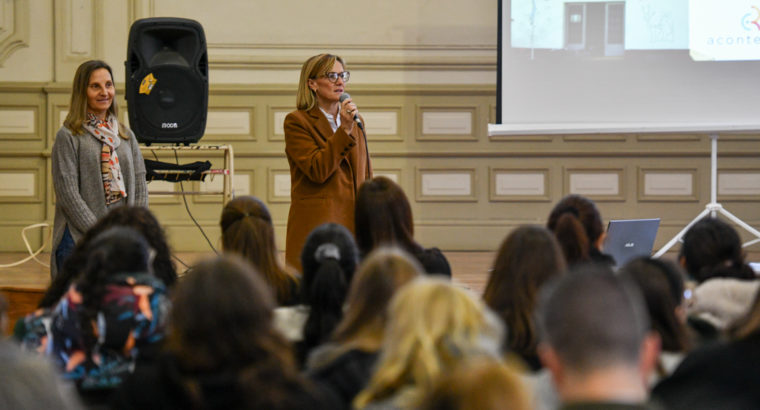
[284,54,372,272]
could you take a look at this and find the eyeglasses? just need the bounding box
[322,71,350,83]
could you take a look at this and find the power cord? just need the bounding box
[173,149,218,255]
[0,223,51,269]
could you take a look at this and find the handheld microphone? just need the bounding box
[339,93,363,130]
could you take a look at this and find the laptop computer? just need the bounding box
[602,218,661,267]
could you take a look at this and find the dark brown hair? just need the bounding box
[220,196,299,305]
[355,176,421,257]
[679,217,755,282]
[619,257,691,353]
[546,194,604,265]
[483,225,566,358]
[167,255,293,370]
[41,206,177,308]
[166,255,317,408]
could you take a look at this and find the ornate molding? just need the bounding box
[0,0,30,67]
[208,44,496,71]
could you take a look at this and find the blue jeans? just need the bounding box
[55,226,75,272]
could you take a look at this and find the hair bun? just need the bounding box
[315,243,341,262]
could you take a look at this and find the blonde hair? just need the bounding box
[296,53,346,111]
[354,277,503,409]
[420,359,532,410]
[330,247,423,353]
[64,60,128,139]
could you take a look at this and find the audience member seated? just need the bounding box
[35,206,176,311]
[355,176,451,276]
[546,194,614,266]
[0,294,82,409]
[306,247,423,409]
[679,217,758,340]
[619,257,691,385]
[536,264,660,410]
[419,359,532,410]
[482,225,566,371]
[220,195,300,306]
[273,223,359,366]
[652,286,760,409]
[354,276,504,409]
[113,255,327,410]
[20,227,169,407]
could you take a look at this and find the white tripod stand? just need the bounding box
[654,134,760,258]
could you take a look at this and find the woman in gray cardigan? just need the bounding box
[50,60,148,277]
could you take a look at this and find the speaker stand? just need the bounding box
[654,134,760,258]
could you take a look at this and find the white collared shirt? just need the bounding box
[319,107,342,133]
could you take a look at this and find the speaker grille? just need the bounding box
[126,18,208,145]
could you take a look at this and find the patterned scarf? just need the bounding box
[83,113,126,204]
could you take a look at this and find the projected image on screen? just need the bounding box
[496,0,760,132]
[511,0,687,56]
[510,0,759,61]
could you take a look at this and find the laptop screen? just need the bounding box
[603,218,661,267]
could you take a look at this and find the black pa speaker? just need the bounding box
[125,18,208,145]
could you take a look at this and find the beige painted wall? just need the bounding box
[0,0,758,258]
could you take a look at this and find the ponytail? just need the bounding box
[553,212,590,265]
[302,257,349,352]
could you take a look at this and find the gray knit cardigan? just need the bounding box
[50,125,148,277]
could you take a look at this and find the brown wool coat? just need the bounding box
[284,106,372,272]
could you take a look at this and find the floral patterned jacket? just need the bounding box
[21,273,169,391]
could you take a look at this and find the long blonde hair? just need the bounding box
[296,53,346,111]
[64,60,128,139]
[354,277,504,409]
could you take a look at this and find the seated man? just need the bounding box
[536,264,661,409]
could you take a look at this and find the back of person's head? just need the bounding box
[167,254,291,370]
[419,359,532,410]
[679,217,754,282]
[619,257,690,353]
[76,226,153,355]
[78,226,152,287]
[167,255,320,409]
[41,206,176,308]
[546,194,604,265]
[300,223,359,352]
[354,277,503,409]
[355,176,419,256]
[483,225,567,358]
[0,339,82,410]
[537,264,650,375]
[220,196,297,305]
[331,247,424,349]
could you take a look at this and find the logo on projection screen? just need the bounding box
[690,1,760,61]
[741,6,760,31]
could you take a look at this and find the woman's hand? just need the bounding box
[339,97,357,134]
